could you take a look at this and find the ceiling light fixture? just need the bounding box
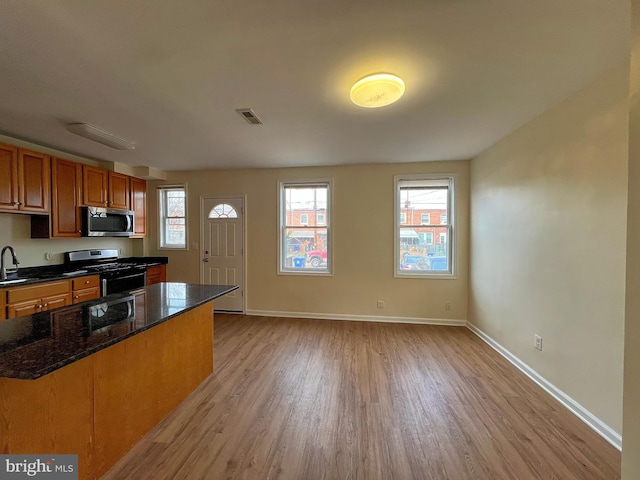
[350,73,405,108]
[67,123,136,150]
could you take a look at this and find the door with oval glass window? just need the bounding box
[201,196,244,312]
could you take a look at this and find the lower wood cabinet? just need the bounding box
[5,280,72,320]
[146,264,166,285]
[72,275,101,304]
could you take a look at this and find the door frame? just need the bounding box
[199,195,247,313]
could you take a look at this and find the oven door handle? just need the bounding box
[113,272,145,282]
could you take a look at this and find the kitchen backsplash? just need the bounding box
[0,213,143,267]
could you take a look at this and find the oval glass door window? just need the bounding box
[208,203,238,219]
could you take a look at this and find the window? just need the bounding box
[395,175,455,276]
[280,180,331,274]
[208,203,238,218]
[158,185,187,249]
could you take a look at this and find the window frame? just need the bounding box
[158,184,188,250]
[394,174,456,278]
[278,179,332,276]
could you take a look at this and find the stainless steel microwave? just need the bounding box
[82,206,134,237]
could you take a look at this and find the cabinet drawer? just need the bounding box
[72,275,100,290]
[73,287,100,304]
[146,265,162,276]
[7,280,71,304]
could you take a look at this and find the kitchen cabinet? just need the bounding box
[0,143,50,214]
[72,275,101,304]
[146,265,166,285]
[82,165,131,210]
[0,142,19,211]
[51,157,83,237]
[5,280,72,320]
[109,171,130,210]
[82,165,109,207]
[130,176,147,237]
[18,149,50,213]
[0,288,5,321]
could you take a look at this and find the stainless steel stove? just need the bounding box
[65,249,146,295]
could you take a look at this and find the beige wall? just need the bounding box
[146,160,469,321]
[623,0,640,476]
[469,65,629,434]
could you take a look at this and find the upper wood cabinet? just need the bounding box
[0,143,50,214]
[83,165,108,207]
[0,143,19,211]
[82,166,131,210]
[130,176,147,237]
[109,171,131,210]
[51,157,82,237]
[19,149,51,213]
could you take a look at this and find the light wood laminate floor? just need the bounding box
[103,314,620,480]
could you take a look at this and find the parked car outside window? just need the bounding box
[306,250,327,267]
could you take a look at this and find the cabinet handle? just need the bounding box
[85,280,90,284]
[75,295,79,299]
[43,303,48,307]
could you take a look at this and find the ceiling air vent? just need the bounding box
[236,108,263,125]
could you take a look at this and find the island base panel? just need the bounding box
[0,300,214,480]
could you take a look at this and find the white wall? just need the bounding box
[469,65,629,435]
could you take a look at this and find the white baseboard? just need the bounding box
[245,309,466,326]
[466,322,622,451]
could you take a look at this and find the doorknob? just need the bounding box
[203,258,209,263]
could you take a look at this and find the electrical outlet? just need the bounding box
[377,300,385,309]
[534,335,543,351]
[119,248,124,255]
[445,302,452,311]
[44,252,52,261]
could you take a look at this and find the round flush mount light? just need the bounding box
[350,73,405,108]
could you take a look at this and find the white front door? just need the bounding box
[201,196,244,312]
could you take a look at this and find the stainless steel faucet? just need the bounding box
[0,245,19,280]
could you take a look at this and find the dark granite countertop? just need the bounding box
[0,257,168,287]
[0,282,237,380]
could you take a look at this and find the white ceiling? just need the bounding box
[0,0,629,171]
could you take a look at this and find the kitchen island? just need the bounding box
[0,282,237,480]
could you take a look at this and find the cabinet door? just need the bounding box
[0,142,19,211]
[108,172,130,210]
[42,293,72,311]
[52,158,82,237]
[130,177,146,236]
[18,149,50,213]
[83,165,108,207]
[7,299,41,319]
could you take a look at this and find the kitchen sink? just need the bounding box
[0,278,30,286]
